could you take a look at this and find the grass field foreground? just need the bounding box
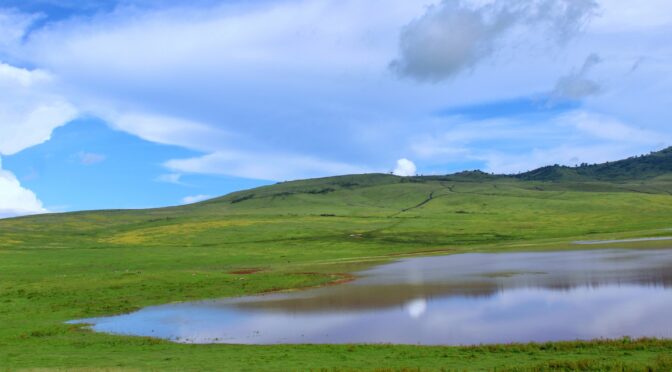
[3,174,672,370]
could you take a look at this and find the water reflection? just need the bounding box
[72,249,672,345]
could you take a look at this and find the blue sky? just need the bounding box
[3,118,268,212]
[1,0,671,216]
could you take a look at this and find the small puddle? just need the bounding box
[71,248,672,345]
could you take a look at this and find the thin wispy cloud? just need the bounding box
[181,194,212,204]
[156,173,184,185]
[550,53,602,101]
[76,151,106,165]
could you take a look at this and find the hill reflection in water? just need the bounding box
[72,248,672,345]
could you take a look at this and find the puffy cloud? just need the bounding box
[1,1,439,181]
[0,62,75,217]
[0,158,46,218]
[550,53,602,101]
[390,1,511,82]
[181,194,212,204]
[390,0,598,82]
[0,63,78,156]
[0,0,669,190]
[405,298,427,318]
[393,158,417,176]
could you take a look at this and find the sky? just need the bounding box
[0,0,671,217]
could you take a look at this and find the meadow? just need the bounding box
[3,172,672,370]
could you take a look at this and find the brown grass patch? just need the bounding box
[229,268,263,275]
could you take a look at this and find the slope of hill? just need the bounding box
[516,146,672,182]
[208,146,672,209]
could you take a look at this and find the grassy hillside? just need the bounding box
[2,150,672,370]
[516,146,672,182]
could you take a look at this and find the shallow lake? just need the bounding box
[71,248,672,345]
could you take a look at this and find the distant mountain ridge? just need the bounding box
[515,146,672,181]
[200,147,672,208]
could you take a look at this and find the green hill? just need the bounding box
[516,146,672,182]
[194,146,672,211]
[2,147,672,370]
[3,147,672,251]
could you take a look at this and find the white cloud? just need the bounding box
[156,173,183,185]
[0,9,39,53]
[1,1,440,181]
[480,144,641,174]
[393,158,417,176]
[0,158,46,218]
[0,62,74,216]
[0,63,78,156]
[408,116,550,162]
[0,0,669,187]
[559,110,662,145]
[107,112,230,153]
[407,109,668,174]
[165,151,370,181]
[390,0,598,82]
[592,0,672,32]
[405,298,427,318]
[181,194,212,204]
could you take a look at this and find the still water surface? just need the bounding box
[72,249,672,345]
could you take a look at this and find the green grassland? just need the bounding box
[3,150,672,370]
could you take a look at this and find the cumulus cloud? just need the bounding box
[0,158,46,218]
[550,53,602,101]
[390,0,598,82]
[0,63,78,155]
[393,158,417,176]
[0,0,669,191]
[0,62,75,217]
[0,1,438,182]
[0,11,72,157]
[181,194,212,204]
[405,298,428,318]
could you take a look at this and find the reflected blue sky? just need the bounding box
[72,248,672,345]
